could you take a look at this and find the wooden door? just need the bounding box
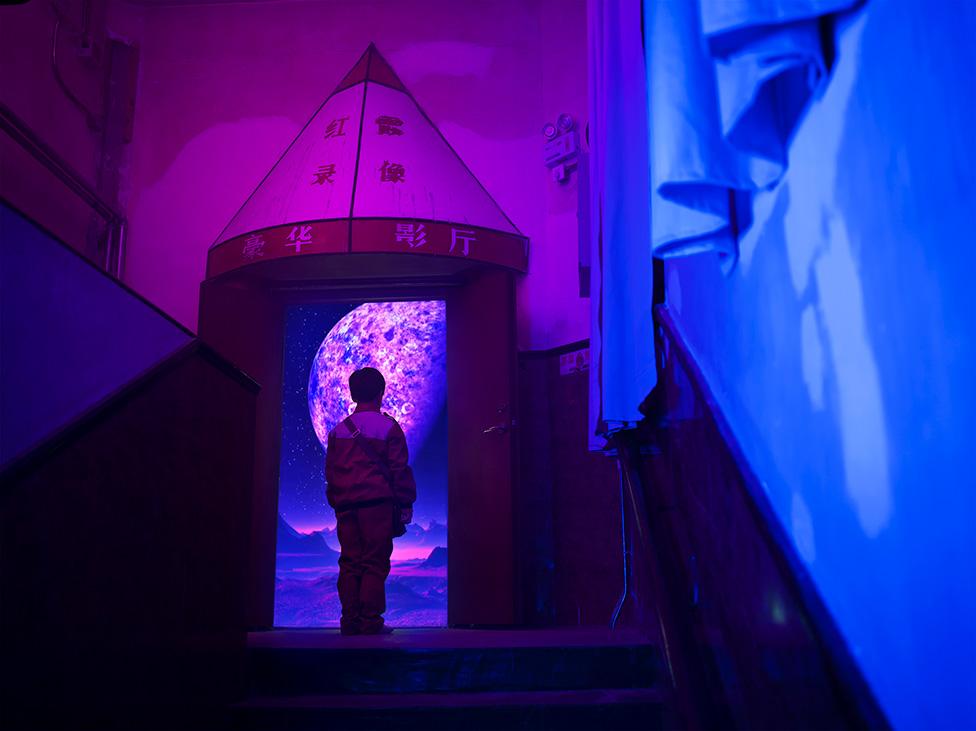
[447,269,517,626]
[199,276,283,629]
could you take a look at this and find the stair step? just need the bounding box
[232,688,676,731]
[246,629,667,696]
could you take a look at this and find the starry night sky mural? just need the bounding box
[278,302,357,531]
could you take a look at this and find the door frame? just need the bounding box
[201,264,518,630]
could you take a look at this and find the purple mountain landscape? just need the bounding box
[420,546,447,568]
[311,525,340,552]
[307,518,446,555]
[275,514,341,573]
[274,515,446,627]
[403,519,446,548]
[278,514,340,557]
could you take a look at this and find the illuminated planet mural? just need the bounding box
[308,300,446,457]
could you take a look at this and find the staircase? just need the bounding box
[232,628,675,730]
[0,201,259,730]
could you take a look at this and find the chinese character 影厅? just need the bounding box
[395,222,427,248]
[450,228,476,256]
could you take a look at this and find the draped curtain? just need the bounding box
[645,0,862,264]
[586,0,857,440]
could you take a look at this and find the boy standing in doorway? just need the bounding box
[325,367,416,635]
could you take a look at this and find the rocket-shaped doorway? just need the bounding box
[198,44,524,629]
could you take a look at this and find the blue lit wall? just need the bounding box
[664,4,976,728]
[0,203,191,466]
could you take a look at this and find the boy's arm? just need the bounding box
[386,421,417,508]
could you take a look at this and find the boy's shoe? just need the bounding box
[360,623,394,635]
[340,620,361,636]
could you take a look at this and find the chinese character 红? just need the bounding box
[324,116,349,139]
[395,222,427,248]
[450,228,476,256]
[380,160,406,183]
[311,164,336,185]
[242,233,266,260]
[286,225,313,253]
[376,115,404,136]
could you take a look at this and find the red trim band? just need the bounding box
[206,218,528,278]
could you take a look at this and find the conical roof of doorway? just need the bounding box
[207,44,527,278]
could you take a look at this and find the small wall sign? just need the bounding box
[559,348,590,375]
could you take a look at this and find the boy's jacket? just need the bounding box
[325,409,417,511]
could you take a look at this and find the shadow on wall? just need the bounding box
[640,309,884,730]
[664,4,976,729]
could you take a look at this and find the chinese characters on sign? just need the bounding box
[376,115,404,136]
[242,233,266,260]
[450,228,476,256]
[311,164,336,185]
[324,116,349,139]
[395,222,427,248]
[559,348,591,375]
[286,225,313,253]
[380,160,406,183]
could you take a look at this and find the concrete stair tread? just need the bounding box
[238,631,675,729]
[237,687,671,710]
[249,627,656,649]
[232,687,677,730]
[246,630,667,696]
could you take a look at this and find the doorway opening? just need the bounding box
[273,299,448,627]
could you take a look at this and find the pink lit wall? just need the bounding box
[0,2,103,179]
[109,0,588,350]
[0,0,111,258]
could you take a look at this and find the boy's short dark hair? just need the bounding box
[349,367,386,403]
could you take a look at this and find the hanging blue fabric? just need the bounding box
[587,0,656,439]
[645,0,863,265]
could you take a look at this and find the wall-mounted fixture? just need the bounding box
[542,113,579,183]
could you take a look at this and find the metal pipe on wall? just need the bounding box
[610,455,631,629]
[50,1,103,131]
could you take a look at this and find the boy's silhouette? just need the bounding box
[325,367,416,635]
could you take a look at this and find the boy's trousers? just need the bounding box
[335,501,394,632]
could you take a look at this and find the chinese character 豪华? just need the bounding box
[242,233,266,260]
[286,225,314,253]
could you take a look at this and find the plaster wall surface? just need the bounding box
[0,0,105,181]
[0,0,112,257]
[108,0,588,349]
[665,4,976,728]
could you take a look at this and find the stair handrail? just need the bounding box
[0,205,261,484]
[0,102,126,276]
